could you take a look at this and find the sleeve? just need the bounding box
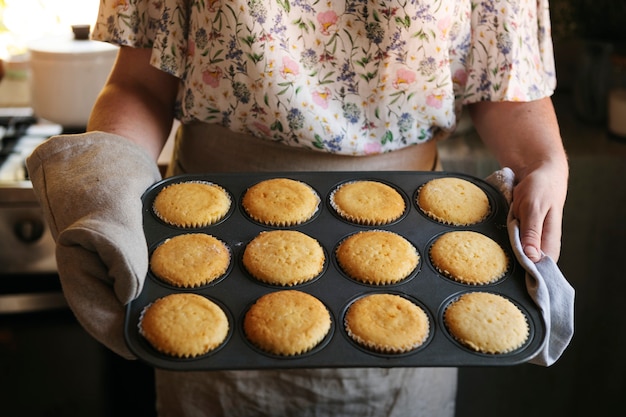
[462,0,556,103]
[91,0,189,78]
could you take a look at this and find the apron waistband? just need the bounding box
[167,122,440,176]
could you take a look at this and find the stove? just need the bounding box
[0,108,67,317]
[0,108,62,276]
[0,110,157,417]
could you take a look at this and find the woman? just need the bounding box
[26,1,568,415]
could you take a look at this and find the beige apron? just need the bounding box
[156,123,456,417]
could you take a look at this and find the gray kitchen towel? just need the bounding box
[487,168,575,366]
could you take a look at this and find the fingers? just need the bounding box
[517,212,543,262]
[513,198,562,263]
[538,208,563,262]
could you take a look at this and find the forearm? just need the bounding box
[467,97,569,261]
[467,98,568,179]
[87,47,179,160]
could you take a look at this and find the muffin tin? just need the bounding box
[125,171,546,370]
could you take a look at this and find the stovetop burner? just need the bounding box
[0,108,62,185]
[0,109,62,275]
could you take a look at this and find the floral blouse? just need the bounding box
[93,0,556,155]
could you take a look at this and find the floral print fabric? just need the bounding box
[93,0,556,155]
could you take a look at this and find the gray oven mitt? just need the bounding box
[486,168,575,366]
[26,132,161,359]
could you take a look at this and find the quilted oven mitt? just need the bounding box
[487,168,575,366]
[26,132,161,359]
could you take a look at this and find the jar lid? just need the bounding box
[28,25,118,59]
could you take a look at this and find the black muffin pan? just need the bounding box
[125,171,546,371]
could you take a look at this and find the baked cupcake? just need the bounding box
[443,292,529,354]
[153,181,231,228]
[344,293,429,354]
[335,230,419,285]
[417,177,490,225]
[429,231,509,285]
[330,180,405,225]
[150,233,230,288]
[243,230,325,286]
[243,290,331,356]
[241,178,320,226]
[139,293,229,358]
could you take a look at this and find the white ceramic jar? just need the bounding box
[28,25,118,129]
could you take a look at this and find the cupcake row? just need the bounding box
[151,176,492,229]
[138,289,530,361]
[148,228,510,290]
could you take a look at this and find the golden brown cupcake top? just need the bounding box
[336,230,419,285]
[429,231,508,285]
[139,293,229,358]
[417,177,490,225]
[243,230,325,286]
[330,180,405,225]
[345,293,429,354]
[242,178,320,226]
[153,181,231,228]
[150,233,230,288]
[243,290,331,356]
[444,292,529,354]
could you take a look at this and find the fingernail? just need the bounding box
[524,246,540,261]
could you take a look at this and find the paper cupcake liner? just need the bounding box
[415,182,491,226]
[443,292,530,355]
[242,179,321,227]
[138,294,230,359]
[335,230,419,285]
[427,232,510,286]
[329,180,406,226]
[152,180,232,228]
[150,234,232,288]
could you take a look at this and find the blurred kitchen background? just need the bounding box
[0,0,624,416]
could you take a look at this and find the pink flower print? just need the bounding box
[207,0,221,12]
[187,39,196,58]
[280,56,300,79]
[202,66,223,88]
[452,69,468,86]
[252,121,272,137]
[393,68,416,89]
[364,142,382,155]
[510,86,527,101]
[312,87,331,109]
[426,93,444,109]
[317,11,339,35]
[113,0,130,11]
[437,16,452,38]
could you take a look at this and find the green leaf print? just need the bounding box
[241,35,256,48]
[247,52,264,64]
[373,10,381,23]
[271,120,284,132]
[276,0,290,13]
[360,71,378,82]
[395,15,411,29]
[381,131,393,145]
[313,134,325,149]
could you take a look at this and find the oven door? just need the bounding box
[0,205,156,415]
[0,272,157,417]
[0,280,112,416]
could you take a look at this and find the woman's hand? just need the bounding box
[469,98,569,262]
[509,160,568,261]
